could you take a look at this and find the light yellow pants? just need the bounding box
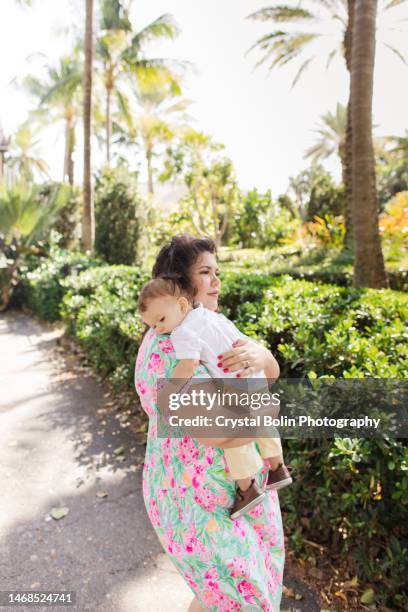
[224,435,282,480]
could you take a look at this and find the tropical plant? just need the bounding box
[350,0,387,287]
[287,164,344,221]
[22,52,82,184]
[94,166,142,265]
[0,181,71,310]
[116,78,193,194]
[247,0,407,256]
[379,191,408,261]
[6,121,50,182]
[161,130,240,247]
[233,189,298,248]
[376,133,408,205]
[305,103,347,181]
[97,0,181,164]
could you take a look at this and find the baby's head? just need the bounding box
[138,276,194,335]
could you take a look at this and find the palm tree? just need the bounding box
[82,0,94,252]
[97,2,181,165]
[22,53,82,185]
[117,79,192,194]
[0,180,70,310]
[247,0,407,248]
[351,0,387,287]
[305,103,347,178]
[386,131,408,159]
[304,103,351,230]
[7,121,50,182]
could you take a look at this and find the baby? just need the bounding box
[138,276,292,519]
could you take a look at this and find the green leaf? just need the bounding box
[360,588,375,605]
[50,506,69,520]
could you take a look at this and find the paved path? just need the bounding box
[0,311,320,612]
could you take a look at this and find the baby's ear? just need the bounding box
[178,297,190,313]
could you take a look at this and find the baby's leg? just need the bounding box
[224,444,266,519]
[258,437,293,490]
[224,444,264,485]
[257,436,283,467]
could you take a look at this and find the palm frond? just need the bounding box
[326,48,338,70]
[383,43,408,66]
[115,89,135,135]
[304,141,334,161]
[128,14,180,55]
[309,0,347,24]
[0,182,70,244]
[384,0,408,9]
[248,6,315,23]
[249,31,319,70]
[291,56,314,87]
[100,0,132,31]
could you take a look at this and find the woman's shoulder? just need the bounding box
[136,330,176,371]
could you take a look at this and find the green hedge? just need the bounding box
[19,253,408,609]
[60,265,149,390]
[18,248,101,321]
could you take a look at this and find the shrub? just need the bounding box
[94,167,142,265]
[19,247,100,321]
[61,265,149,389]
[38,182,81,249]
[18,256,408,608]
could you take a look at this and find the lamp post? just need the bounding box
[0,122,11,178]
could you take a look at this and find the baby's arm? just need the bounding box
[171,358,200,380]
[170,326,201,390]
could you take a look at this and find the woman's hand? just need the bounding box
[218,338,280,380]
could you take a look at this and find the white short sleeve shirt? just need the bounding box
[170,303,265,381]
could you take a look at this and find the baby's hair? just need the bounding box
[138,275,195,313]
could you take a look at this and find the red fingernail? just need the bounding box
[217,362,222,368]
[218,354,223,359]
[236,373,241,378]
[223,368,229,373]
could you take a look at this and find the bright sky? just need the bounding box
[1,0,407,194]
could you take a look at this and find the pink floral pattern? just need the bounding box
[135,330,285,610]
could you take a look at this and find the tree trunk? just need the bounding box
[343,0,354,250]
[68,123,75,186]
[63,117,75,185]
[82,0,94,252]
[106,87,112,166]
[350,0,387,287]
[146,147,154,195]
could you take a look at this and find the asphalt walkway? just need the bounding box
[0,311,320,612]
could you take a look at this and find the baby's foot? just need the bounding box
[266,463,293,491]
[230,479,266,519]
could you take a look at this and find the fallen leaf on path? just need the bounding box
[113,446,125,455]
[283,586,295,598]
[282,585,302,600]
[335,591,347,602]
[96,491,108,498]
[50,507,69,520]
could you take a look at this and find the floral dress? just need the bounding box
[135,329,285,611]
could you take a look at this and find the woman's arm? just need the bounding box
[158,376,259,449]
[219,338,280,381]
[195,435,257,449]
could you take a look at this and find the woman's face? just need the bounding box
[189,251,221,311]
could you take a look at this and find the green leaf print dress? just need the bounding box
[135,329,285,611]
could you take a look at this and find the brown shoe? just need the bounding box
[266,463,293,491]
[230,479,266,519]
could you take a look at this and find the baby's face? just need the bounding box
[141,295,188,335]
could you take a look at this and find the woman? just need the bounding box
[135,235,284,611]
